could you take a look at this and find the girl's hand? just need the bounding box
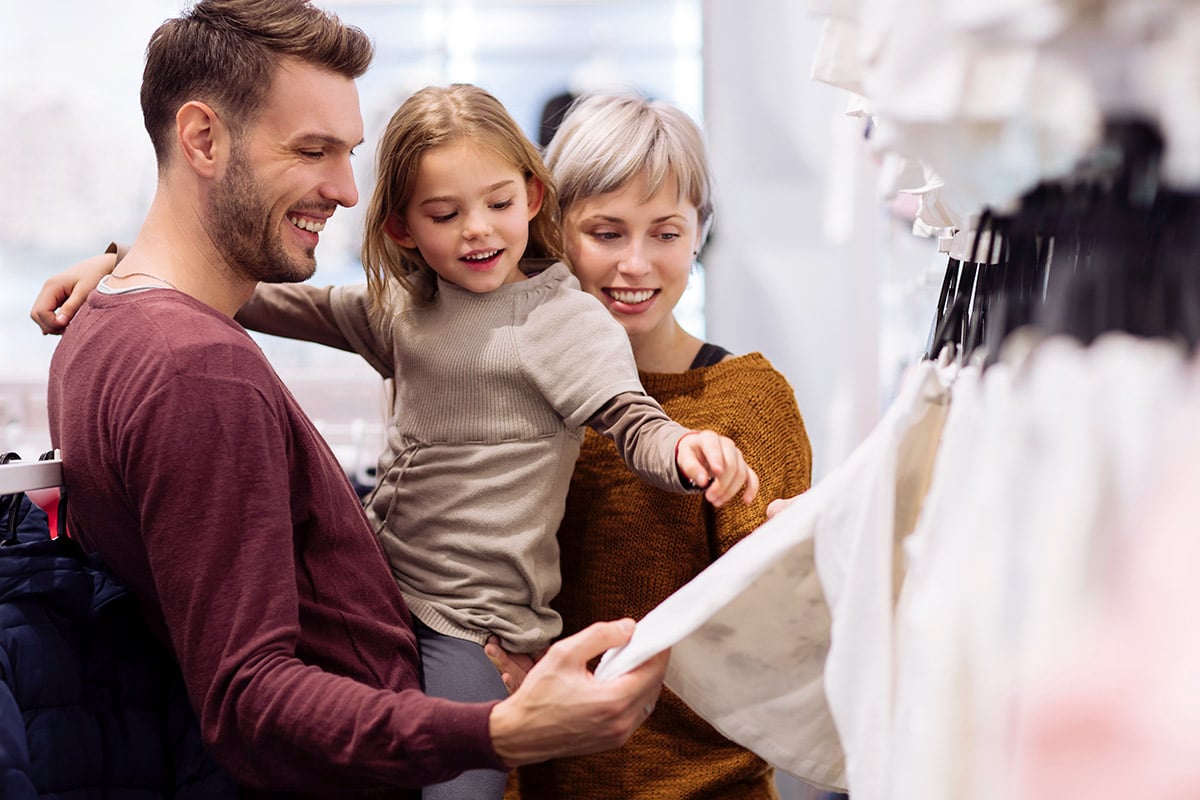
[485,636,548,694]
[674,430,760,507]
[30,251,119,334]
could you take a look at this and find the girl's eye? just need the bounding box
[432,212,457,223]
[490,200,514,210]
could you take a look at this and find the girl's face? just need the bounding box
[386,140,543,293]
[564,170,702,343]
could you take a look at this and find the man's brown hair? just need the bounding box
[140,0,373,163]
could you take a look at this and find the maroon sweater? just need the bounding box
[47,288,504,796]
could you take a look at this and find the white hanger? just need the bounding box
[0,450,63,495]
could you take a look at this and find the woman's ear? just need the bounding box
[525,176,545,220]
[383,212,417,248]
[177,101,225,179]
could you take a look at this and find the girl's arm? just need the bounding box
[587,394,759,508]
[28,243,359,357]
[235,282,358,352]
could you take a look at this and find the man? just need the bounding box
[43,0,666,795]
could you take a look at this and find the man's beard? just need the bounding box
[208,149,318,284]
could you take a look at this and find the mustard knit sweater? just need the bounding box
[512,352,813,800]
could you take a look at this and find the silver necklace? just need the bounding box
[111,271,179,291]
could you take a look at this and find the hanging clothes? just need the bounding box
[1014,358,1200,800]
[594,359,954,793]
[887,332,1191,800]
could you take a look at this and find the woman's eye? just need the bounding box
[432,212,457,223]
[592,231,620,241]
[658,232,681,241]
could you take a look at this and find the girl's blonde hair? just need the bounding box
[362,83,564,308]
[543,92,714,246]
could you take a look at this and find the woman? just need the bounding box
[504,92,813,799]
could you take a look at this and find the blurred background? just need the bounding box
[0,0,938,499]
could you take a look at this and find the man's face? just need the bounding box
[208,58,364,283]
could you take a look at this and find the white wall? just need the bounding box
[704,1,866,479]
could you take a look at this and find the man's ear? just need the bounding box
[383,212,417,248]
[525,176,545,220]
[176,101,227,179]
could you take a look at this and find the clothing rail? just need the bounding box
[0,451,63,495]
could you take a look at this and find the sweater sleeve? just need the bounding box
[516,285,645,428]
[119,367,501,791]
[234,282,352,350]
[586,392,692,493]
[235,283,397,379]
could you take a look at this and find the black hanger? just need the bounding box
[1,452,26,547]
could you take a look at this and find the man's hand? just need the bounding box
[30,252,118,334]
[675,430,760,507]
[487,619,668,767]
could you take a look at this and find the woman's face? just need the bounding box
[563,170,702,344]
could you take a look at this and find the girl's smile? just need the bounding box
[386,140,544,293]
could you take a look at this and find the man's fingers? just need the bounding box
[546,618,636,670]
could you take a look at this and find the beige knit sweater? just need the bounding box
[237,262,691,652]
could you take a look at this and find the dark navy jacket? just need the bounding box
[0,495,239,798]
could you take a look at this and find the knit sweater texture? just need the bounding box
[512,352,813,800]
[238,262,690,652]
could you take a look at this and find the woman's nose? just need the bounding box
[617,242,650,276]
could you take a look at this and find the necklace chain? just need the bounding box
[111,271,179,291]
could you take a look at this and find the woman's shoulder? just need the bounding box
[642,351,797,409]
[700,353,803,421]
[704,351,793,388]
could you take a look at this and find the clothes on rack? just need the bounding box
[748,3,1200,798]
[1015,382,1200,800]
[894,333,1190,800]
[807,0,1200,266]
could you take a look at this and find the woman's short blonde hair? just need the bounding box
[543,92,714,244]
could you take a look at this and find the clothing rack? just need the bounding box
[0,450,63,495]
[922,116,1200,365]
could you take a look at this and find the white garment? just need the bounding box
[811,16,866,96]
[594,465,844,790]
[596,360,952,794]
[815,360,951,800]
[1015,356,1200,800]
[887,362,990,800]
[890,333,1191,800]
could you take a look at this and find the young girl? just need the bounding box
[38,84,759,799]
